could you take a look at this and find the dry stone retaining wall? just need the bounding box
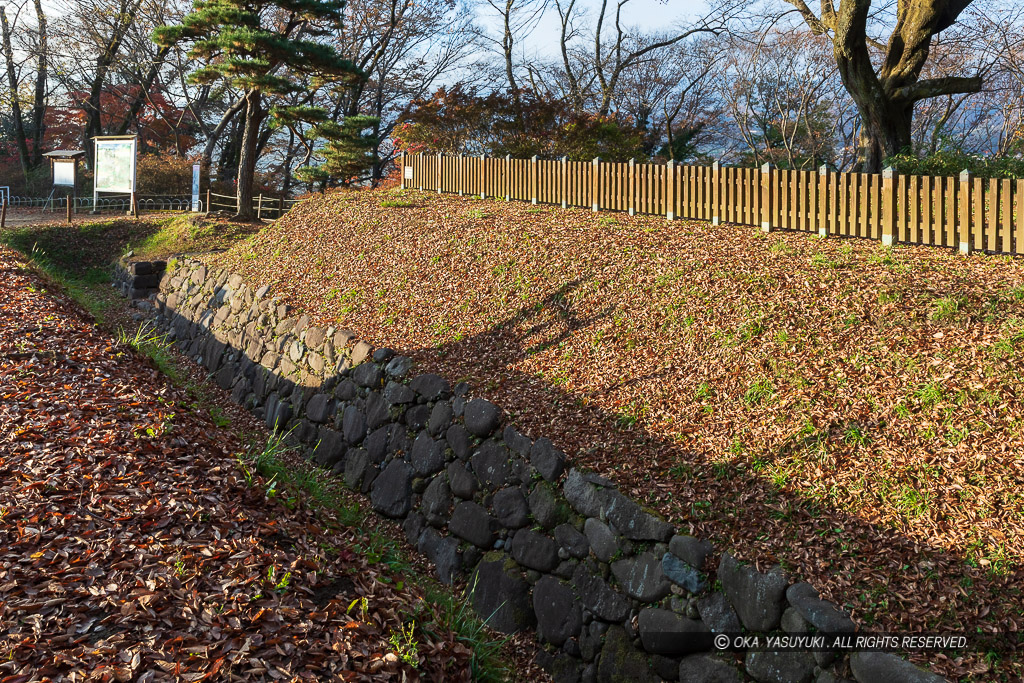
[113,258,167,300]
[136,257,946,683]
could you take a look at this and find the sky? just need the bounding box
[481,0,713,60]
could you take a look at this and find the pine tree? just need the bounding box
[154,0,361,220]
[273,106,378,190]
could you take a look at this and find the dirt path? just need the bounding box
[1,208,130,229]
[0,245,481,681]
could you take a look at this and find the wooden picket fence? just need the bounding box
[399,152,1024,255]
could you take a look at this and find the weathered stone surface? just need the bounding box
[471,440,512,490]
[447,461,478,499]
[745,651,817,683]
[662,553,706,593]
[342,405,367,445]
[384,355,413,378]
[492,487,530,528]
[669,535,714,569]
[533,576,582,646]
[584,518,622,563]
[603,490,673,542]
[449,501,499,548]
[352,362,382,388]
[304,326,326,349]
[410,431,445,476]
[446,424,471,460]
[427,401,453,436]
[510,529,559,572]
[403,512,425,546]
[334,378,357,401]
[678,655,743,683]
[596,626,658,683]
[530,437,567,481]
[364,426,389,462]
[404,403,431,430]
[343,449,369,490]
[781,607,809,634]
[611,552,671,602]
[502,425,533,455]
[266,396,292,432]
[786,582,856,633]
[697,593,742,634]
[305,393,333,423]
[542,652,583,683]
[417,527,461,584]
[464,399,501,437]
[370,459,413,518]
[652,655,679,682]
[554,524,590,559]
[849,653,946,683]
[573,563,630,623]
[718,553,787,631]
[372,347,393,362]
[312,427,346,468]
[410,373,450,401]
[364,391,389,430]
[470,553,536,634]
[383,381,416,405]
[350,339,372,364]
[637,608,711,656]
[422,475,452,526]
[529,482,563,529]
[563,469,605,518]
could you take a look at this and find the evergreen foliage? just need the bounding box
[153,0,362,218]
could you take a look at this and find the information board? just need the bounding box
[94,138,137,193]
[53,160,76,187]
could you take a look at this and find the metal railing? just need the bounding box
[3,194,200,213]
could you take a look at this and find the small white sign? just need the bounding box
[53,160,76,187]
[404,166,414,180]
[192,164,201,212]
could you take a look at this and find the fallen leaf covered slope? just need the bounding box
[0,245,476,682]
[213,189,1024,679]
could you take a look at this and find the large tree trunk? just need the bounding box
[787,0,982,172]
[853,97,913,171]
[235,90,263,221]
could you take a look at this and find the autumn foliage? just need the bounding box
[393,85,648,162]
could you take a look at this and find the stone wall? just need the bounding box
[137,257,945,683]
[113,258,166,299]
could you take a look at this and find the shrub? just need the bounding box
[885,148,1024,179]
[135,153,195,195]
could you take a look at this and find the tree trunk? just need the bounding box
[30,0,47,169]
[787,0,982,173]
[235,90,263,221]
[853,97,913,171]
[0,7,30,182]
[201,95,246,194]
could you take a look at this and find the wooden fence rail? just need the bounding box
[400,152,1024,256]
[207,192,305,220]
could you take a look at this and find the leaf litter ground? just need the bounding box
[0,243,521,682]
[210,189,1024,680]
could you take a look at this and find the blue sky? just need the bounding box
[481,0,713,59]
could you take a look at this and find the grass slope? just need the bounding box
[207,188,1024,680]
